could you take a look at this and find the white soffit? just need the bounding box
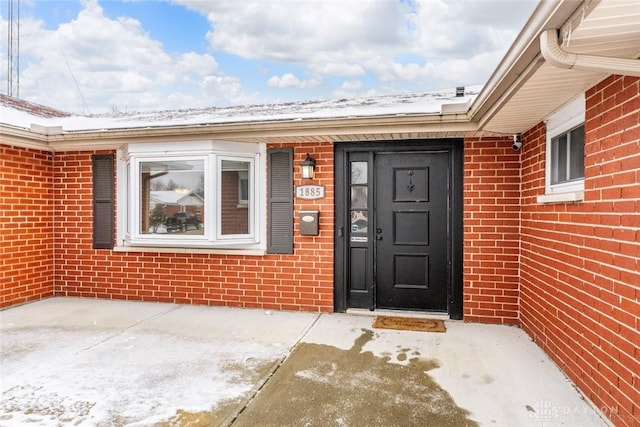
[482,62,602,134]
[482,0,640,135]
[563,0,640,55]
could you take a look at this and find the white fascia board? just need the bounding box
[0,124,51,151]
[469,0,581,127]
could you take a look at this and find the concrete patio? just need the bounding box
[1,298,607,426]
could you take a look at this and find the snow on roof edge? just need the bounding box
[1,85,482,134]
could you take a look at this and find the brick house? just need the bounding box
[1,1,638,425]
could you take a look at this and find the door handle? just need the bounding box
[376,227,383,240]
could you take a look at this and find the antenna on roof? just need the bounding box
[63,54,91,115]
[6,0,20,98]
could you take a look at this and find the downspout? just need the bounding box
[540,29,640,77]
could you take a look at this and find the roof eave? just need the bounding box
[35,112,477,151]
[469,0,582,132]
[0,124,51,151]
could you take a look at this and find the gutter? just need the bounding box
[468,0,579,129]
[540,29,640,77]
[2,111,478,152]
[0,124,52,151]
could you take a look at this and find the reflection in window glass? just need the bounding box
[569,126,585,180]
[351,210,368,234]
[351,187,368,209]
[551,124,584,185]
[552,135,567,184]
[351,162,367,184]
[140,159,205,235]
[221,160,251,235]
[350,161,369,243]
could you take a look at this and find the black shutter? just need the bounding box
[92,154,114,249]
[267,148,294,254]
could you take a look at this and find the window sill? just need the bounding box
[537,191,584,204]
[114,245,266,256]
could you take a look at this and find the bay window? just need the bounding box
[118,141,265,249]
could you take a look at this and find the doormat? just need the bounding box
[372,316,446,333]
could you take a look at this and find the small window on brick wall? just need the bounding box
[539,93,586,203]
[550,123,585,185]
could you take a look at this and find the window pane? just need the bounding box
[351,162,367,184]
[569,125,585,180]
[551,135,567,184]
[141,159,205,235]
[221,160,250,235]
[351,210,368,236]
[351,186,368,209]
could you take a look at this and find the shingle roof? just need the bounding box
[0,94,71,119]
[0,86,480,133]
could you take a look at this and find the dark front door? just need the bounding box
[374,152,448,310]
[334,141,463,318]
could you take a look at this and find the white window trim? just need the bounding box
[237,170,249,207]
[131,154,210,245]
[116,141,266,251]
[538,93,585,204]
[217,155,256,241]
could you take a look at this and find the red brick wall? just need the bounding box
[0,145,55,307]
[53,143,334,312]
[463,136,521,324]
[4,80,637,424]
[520,75,640,426]
[220,170,248,234]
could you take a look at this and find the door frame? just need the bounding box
[334,140,464,319]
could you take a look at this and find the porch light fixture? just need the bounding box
[300,153,316,179]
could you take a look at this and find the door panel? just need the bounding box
[394,211,429,245]
[349,247,369,291]
[394,254,429,288]
[345,152,374,309]
[375,152,449,311]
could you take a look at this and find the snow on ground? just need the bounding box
[0,327,285,426]
[0,299,318,426]
[0,299,609,427]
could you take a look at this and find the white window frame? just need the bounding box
[217,155,256,241]
[538,93,585,203]
[116,141,266,251]
[237,170,249,206]
[131,154,210,244]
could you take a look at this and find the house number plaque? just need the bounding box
[296,185,325,200]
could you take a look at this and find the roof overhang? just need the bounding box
[473,0,640,135]
[1,111,480,152]
[2,0,638,151]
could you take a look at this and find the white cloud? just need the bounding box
[339,80,363,92]
[268,73,301,88]
[184,0,410,61]
[311,62,365,77]
[200,75,242,99]
[267,73,321,89]
[179,0,536,93]
[3,0,537,112]
[176,52,219,77]
[8,0,245,113]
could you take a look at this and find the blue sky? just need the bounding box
[1,0,537,113]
